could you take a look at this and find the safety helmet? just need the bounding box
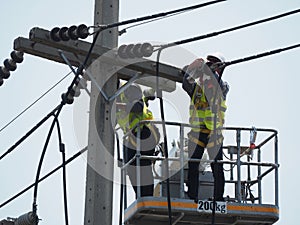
[206,52,226,63]
[124,83,143,101]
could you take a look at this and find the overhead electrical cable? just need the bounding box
[91,0,226,34]
[155,50,173,225]
[157,8,300,50]
[32,108,62,220]
[55,118,69,225]
[222,43,300,67]
[0,105,61,161]
[0,147,87,209]
[0,71,72,135]
[118,7,207,36]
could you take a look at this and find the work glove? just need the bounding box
[186,58,206,83]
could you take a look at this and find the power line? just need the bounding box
[119,11,185,36]
[93,0,226,32]
[0,105,60,161]
[159,8,300,49]
[0,147,87,209]
[0,71,72,135]
[55,117,69,225]
[224,43,300,67]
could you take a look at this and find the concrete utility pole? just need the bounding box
[13,1,181,225]
[83,1,119,225]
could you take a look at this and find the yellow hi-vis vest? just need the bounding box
[189,84,227,132]
[116,91,154,133]
[116,92,130,132]
[127,103,160,149]
[129,104,154,132]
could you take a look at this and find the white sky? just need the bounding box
[1,0,300,224]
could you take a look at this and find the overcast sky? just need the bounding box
[1,0,300,224]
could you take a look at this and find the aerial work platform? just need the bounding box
[124,197,279,225]
[118,124,279,225]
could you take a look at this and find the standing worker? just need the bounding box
[116,82,160,198]
[182,53,229,202]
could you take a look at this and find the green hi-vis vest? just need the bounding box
[189,84,227,132]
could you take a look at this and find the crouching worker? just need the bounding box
[116,82,160,198]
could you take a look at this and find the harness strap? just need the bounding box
[128,124,159,148]
[188,134,206,148]
[188,131,224,148]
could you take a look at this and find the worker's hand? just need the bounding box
[188,58,206,70]
[185,58,206,82]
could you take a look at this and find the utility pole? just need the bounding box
[83,1,119,225]
[13,1,180,225]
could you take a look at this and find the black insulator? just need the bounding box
[77,24,89,39]
[124,44,136,58]
[14,212,38,225]
[117,45,128,58]
[0,66,10,79]
[68,25,78,40]
[69,88,76,97]
[4,58,17,71]
[140,43,153,57]
[49,27,61,42]
[132,43,143,58]
[11,51,24,63]
[59,27,70,41]
[61,93,74,104]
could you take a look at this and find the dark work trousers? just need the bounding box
[187,131,225,201]
[124,126,156,198]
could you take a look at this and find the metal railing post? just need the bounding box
[236,129,242,202]
[257,147,262,204]
[179,124,185,199]
[136,125,141,198]
[275,134,279,206]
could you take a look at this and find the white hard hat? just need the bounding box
[206,52,226,63]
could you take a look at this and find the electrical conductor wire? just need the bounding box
[0,105,61,161]
[0,71,72,135]
[157,8,300,50]
[0,147,87,209]
[55,118,69,225]
[90,0,226,34]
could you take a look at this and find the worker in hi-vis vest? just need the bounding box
[116,82,160,198]
[182,52,229,202]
